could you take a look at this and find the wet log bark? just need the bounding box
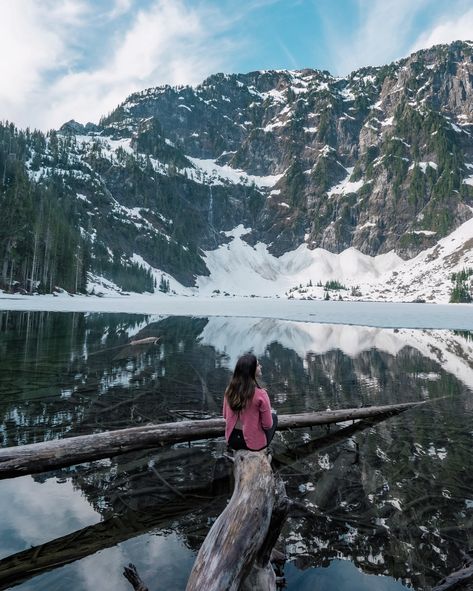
[0,401,423,480]
[123,564,149,591]
[186,450,279,591]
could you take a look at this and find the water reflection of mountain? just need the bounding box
[1,311,473,590]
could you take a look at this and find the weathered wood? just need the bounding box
[240,477,290,591]
[0,401,424,480]
[186,450,276,591]
[123,564,150,591]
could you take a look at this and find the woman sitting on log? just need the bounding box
[223,354,278,451]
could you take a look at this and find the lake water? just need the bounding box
[1,311,473,590]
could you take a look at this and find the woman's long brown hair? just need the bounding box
[225,354,260,411]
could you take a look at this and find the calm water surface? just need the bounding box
[1,311,473,590]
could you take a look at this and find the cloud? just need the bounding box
[0,3,64,107]
[44,0,243,129]
[107,0,134,19]
[0,0,249,131]
[409,6,473,53]
[0,0,89,127]
[322,0,431,75]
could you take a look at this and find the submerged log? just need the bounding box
[0,401,423,480]
[432,556,473,591]
[123,564,150,591]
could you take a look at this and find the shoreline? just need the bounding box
[0,293,471,330]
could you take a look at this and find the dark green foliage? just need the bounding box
[284,161,306,208]
[453,329,473,341]
[381,101,465,230]
[364,145,379,178]
[0,123,87,293]
[317,109,332,143]
[449,282,472,303]
[325,280,347,290]
[247,188,265,219]
[312,157,331,192]
[93,253,154,293]
[399,233,426,250]
[350,162,363,182]
[159,274,170,293]
[408,165,426,206]
[449,267,473,303]
[451,267,473,282]
[135,119,191,168]
[381,135,409,195]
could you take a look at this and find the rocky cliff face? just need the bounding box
[6,41,473,290]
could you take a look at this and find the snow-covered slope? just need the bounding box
[360,213,473,303]
[196,225,403,297]
[81,210,472,304]
[192,213,473,303]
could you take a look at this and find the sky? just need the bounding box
[0,0,472,131]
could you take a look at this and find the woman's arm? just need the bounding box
[223,396,227,420]
[259,390,273,429]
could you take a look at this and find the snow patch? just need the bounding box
[196,224,403,297]
[327,168,365,197]
[186,157,284,188]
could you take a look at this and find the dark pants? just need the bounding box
[228,412,278,451]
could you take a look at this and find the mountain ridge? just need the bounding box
[0,40,472,300]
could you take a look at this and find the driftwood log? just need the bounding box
[186,450,277,590]
[0,401,423,480]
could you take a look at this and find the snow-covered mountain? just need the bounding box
[1,41,472,301]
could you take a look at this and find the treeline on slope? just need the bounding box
[0,123,87,293]
[0,123,158,294]
[449,267,473,303]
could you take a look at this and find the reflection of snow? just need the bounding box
[199,317,473,391]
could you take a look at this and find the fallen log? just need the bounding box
[0,418,381,590]
[123,564,149,591]
[0,401,424,480]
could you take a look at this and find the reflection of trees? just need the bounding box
[1,313,473,589]
[275,398,473,589]
[0,313,230,445]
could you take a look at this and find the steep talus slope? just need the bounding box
[1,41,473,294]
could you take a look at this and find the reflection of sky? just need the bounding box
[0,473,195,591]
[13,532,195,591]
[0,475,100,559]
[285,559,410,591]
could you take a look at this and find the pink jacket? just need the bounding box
[223,387,273,451]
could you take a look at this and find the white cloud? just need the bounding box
[0,0,88,127]
[324,0,431,75]
[0,3,64,107]
[409,7,473,53]
[107,0,133,19]
[0,0,245,131]
[4,0,471,131]
[44,0,242,129]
